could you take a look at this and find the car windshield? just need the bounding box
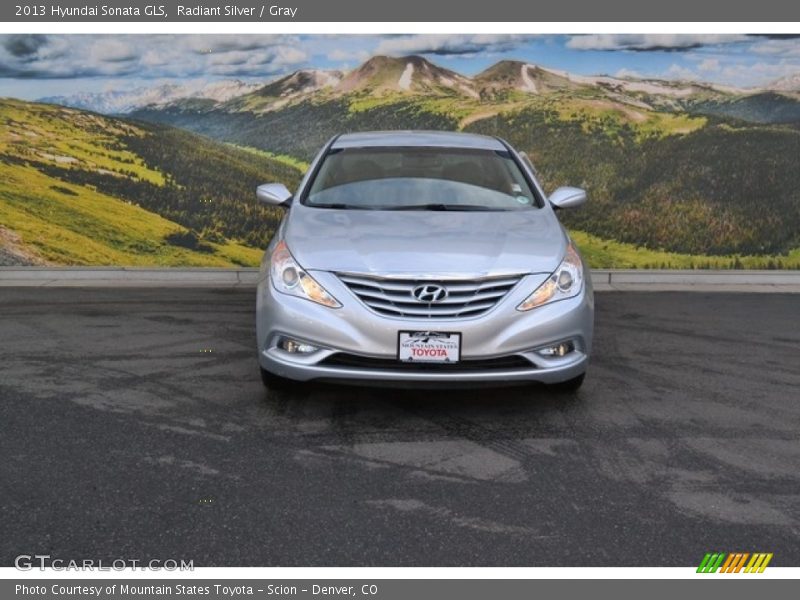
[304,146,539,211]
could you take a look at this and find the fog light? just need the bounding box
[536,341,575,358]
[279,337,318,354]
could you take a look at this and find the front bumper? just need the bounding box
[256,270,594,386]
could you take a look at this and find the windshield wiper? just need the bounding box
[384,204,501,212]
[311,203,372,209]
[311,203,508,211]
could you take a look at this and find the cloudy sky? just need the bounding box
[1,34,799,98]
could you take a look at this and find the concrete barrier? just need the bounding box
[1,267,799,292]
[0,267,261,287]
[592,269,800,292]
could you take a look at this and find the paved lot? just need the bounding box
[0,288,798,566]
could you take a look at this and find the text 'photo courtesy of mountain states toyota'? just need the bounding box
[255,131,593,391]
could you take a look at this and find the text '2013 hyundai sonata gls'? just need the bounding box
[256,131,593,390]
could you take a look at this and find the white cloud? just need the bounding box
[567,34,750,52]
[697,58,720,72]
[205,46,307,77]
[751,39,800,58]
[718,61,800,87]
[88,39,137,63]
[375,34,531,56]
[140,50,170,68]
[0,34,306,79]
[328,48,370,62]
[662,59,800,88]
[273,46,307,65]
[665,64,698,80]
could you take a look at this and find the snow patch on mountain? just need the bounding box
[540,66,752,97]
[197,80,263,102]
[317,70,342,88]
[520,65,538,93]
[40,79,261,114]
[398,63,414,90]
[767,72,800,92]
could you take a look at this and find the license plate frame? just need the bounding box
[397,331,462,363]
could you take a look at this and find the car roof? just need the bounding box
[331,131,507,151]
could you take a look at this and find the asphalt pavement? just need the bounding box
[0,288,798,566]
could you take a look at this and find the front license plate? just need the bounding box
[398,331,461,363]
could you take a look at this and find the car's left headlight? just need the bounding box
[270,240,341,308]
[517,241,584,311]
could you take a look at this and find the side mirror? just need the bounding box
[256,183,292,207]
[549,186,587,209]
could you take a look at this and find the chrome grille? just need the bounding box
[337,273,521,318]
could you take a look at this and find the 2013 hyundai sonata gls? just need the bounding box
[255,131,593,390]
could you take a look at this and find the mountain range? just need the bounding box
[768,72,800,92]
[40,55,800,123]
[39,79,263,114]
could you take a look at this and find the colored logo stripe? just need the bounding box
[721,553,750,573]
[697,552,773,573]
[745,553,773,573]
[697,553,726,573]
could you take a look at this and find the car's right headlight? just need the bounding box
[270,240,341,308]
[517,242,584,311]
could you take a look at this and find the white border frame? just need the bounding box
[0,18,798,580]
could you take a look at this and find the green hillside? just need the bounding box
[570,231,800,270]
[0,99,302,266]
[135,84,708,162]
[465,107,800,256]
[686,92,800,124]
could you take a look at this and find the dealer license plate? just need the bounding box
[398,331,461,363]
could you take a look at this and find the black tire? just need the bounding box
[549,373,585,393]
[260,367,294,391]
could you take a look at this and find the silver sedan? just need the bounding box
[255,131,593,390]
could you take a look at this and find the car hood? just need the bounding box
[284,205,567,276]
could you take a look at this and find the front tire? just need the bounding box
[549,373,585,393]
[260,367,294,391]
